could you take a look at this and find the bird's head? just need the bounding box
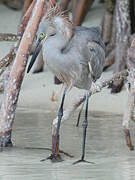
[36,17,57,42]
[27,17,57,73]
[27,4,73,73]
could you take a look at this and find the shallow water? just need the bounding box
[1,108,135,180]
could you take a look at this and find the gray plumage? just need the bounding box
[36,10,105,90]
[27,5,106,162]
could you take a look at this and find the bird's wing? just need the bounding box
[87,41,105,82]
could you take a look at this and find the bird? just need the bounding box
[27,4,105,163]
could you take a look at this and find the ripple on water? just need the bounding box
[1,109,135,180]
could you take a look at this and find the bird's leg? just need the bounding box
[51,88,67,161]
[73,92,94,165]
[52,134,60,159]
[46,88,67,162]
[76,102,85,127]
[40,88,74,162]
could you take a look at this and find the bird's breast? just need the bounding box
[42,46,82,87]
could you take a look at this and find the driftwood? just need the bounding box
[52,70,128,134]
[0,0,45,147]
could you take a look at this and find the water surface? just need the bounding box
[1,108,135,180]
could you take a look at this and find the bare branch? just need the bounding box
[0,33,19,42]
[0,48,16,69]
[52,70,128,133]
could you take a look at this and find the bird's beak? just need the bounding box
[27,38,42,73]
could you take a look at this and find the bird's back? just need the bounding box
[41,17,105,90]
[62,26,105,90]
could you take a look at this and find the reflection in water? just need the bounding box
[1,108,135,180]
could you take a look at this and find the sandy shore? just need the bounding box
[0,1,128,115]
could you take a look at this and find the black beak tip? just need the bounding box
[27,67,30,73]
[27,64,32,73]
[27,38,41,74]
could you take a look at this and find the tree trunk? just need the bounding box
[72,0,94,26]
[60,0,71,10]
[123,39,135,151]
[130,0,135,34]
[102,0,116,45]
[102,0,116,71]
[0,0,45,147]
[21,0,33,17]
[111,0,131,93]
[101,10,113,45]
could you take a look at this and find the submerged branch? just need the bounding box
[0,48,16,70]
[53,70,128,130]
[0,33,19,42]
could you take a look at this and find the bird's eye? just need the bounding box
[40,33,45,40]
[90,48,95,52]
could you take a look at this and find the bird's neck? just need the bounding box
[53,16,74,42]
[46,34,68,52]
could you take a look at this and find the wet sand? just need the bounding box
[0,1,134,180]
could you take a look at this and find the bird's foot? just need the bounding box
[73,158,95,165]
[25,147,73,158]
[40,153,63,163]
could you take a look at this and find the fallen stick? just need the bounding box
[52,70,128,132]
